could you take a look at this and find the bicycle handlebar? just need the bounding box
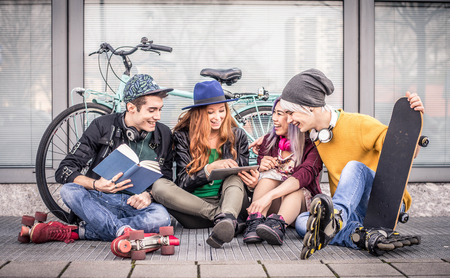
[88,37,172,56]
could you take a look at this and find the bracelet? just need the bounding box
[92,179,97,191]
[204,164,211,177]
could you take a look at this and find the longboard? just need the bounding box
[363,97,422,230]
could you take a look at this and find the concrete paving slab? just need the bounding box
[198,260,259,265]
[383,258,444,263]
[321,259,383,264]
[199,264,267,278]
[328,262,403,277]
[132,264,198,278]
[0,261,69,278]
[135,261,194,265]
[263,262,335,277]
[61,261,131,277]
[390,262,450,277]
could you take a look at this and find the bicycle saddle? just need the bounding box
[200,68,242,86]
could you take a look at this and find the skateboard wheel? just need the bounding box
[161,245,175,255]
[129,230,144,240]
[35,212,48,222]
[399,212,409,223]
[118,240,132,253]
[21,215,35,227]
[17,233,30,243]
[159,226,174,236]
[131,250,146,260]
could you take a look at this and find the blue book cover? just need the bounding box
[93,144,163,195]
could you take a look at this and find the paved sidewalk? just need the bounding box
[1,216,449,277]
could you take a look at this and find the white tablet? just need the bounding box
[208,165,259,181]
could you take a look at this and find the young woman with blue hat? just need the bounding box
[152,80,251,248]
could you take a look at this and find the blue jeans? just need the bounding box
[296,161,375,249]
[60,183,171,241]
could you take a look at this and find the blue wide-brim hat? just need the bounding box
[182,80,238,110]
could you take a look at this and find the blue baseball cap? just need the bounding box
[182,80,238,110]
[123,74,173,103]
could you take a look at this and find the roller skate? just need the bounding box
[18,212,48,243]
[301,194,343,259]
[19,212,78,244]
[111,226,179,260]
[351,226,421,256]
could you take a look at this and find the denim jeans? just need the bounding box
[60,183,171,241]
[296,161,375,248]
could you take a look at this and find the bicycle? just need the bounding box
[35,37,279,223]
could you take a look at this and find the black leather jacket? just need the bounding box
[173,127,249,193]
[55,113,174,185]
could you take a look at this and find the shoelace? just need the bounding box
[246,217,265,232]
[49,228,74,244]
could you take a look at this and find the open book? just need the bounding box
[93,144,163,195]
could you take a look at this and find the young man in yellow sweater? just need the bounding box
[278,69,424,259]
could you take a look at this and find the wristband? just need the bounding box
[92,179,97,191]
[204,164,211,177]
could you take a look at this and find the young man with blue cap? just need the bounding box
[152,79,251,248]
[20,74,174,244]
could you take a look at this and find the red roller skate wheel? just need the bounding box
[159,226,174,236]
[161,245,175,255]
[118,240,132,253]
[17,233,30,243]
[20,226,31,237]
[129,230,144,240]
[35,212,48,222]
[131,250,146,260]
[21,215,35,227]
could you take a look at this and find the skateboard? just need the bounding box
[111,226,180,260]
[18,212,48,243]
[363,97,424,230]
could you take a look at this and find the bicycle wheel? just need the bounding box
[35,103,112,223]
[235,106,273,144]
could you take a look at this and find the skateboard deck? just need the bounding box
[363,97,422,230]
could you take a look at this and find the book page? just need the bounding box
[116,144,139,164]
[140,160,162,174]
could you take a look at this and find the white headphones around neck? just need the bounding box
[309,110,338,143]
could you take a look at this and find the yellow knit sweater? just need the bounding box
[317,109,412,211]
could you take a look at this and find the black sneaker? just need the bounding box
[301,194,343,259]
[206,213,237,248]
[255,214,286,245]
[243,212,265,244]
[351,226,421,256]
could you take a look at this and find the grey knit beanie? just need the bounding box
[281,69,334,107]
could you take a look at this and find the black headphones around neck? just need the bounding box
[121,113,148,142]
[309,110,338,143]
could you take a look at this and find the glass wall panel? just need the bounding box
[0,1,52,166]
[375,2,450,166]
[84,1,343,128]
